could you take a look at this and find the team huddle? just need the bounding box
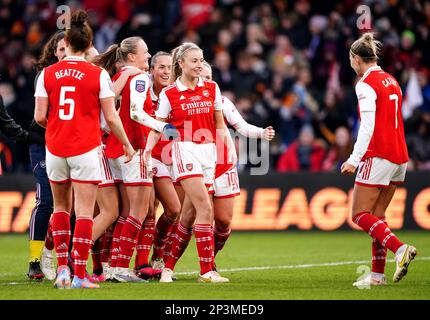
[29,10,416,290]
[32,10,274,289]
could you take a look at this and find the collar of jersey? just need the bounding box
[361,65,382,81]
[175,77,204,92]
[150,85,158,101]
[64,56,86,61]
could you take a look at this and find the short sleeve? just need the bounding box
[34,69,48,98]
[99,69,115,99]
[155,89,172,119]
[214,82,223,111]
[355,81,377,112]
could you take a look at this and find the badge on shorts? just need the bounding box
[186,163,193,171]
[152,167,158,175]
[135,80,146,93]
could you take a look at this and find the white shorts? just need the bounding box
[46,146,102,184]
[152,158,176,183]
[355,157,407,187]
[214,167,240,198]
[109,149,153,186]
[99,147,115,188]
[172,141,216,186]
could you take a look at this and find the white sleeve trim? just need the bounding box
[155,89,172,119]
[129,73,166,132]
[214,83,222,111]
[99,69,115,99]
[222,96,264,138]
[34,69,48,97]
[346,110,375,167]
[355,81,377,112]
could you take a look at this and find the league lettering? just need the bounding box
[55,69,85,80]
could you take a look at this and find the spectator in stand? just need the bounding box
[406,113,430,170]
[277,124,325,172]
[322,126,353,172]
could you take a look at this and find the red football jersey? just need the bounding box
[155,78,223,144]
[105,68,152,159]
[359,66,408,164]
[34,56,114,157]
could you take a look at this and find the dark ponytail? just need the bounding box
[65,9,93,53]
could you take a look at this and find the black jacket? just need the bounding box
[0,94,43,144]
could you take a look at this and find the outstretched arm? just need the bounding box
[222,96,275,140]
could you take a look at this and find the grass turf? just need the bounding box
[0,231,429,300]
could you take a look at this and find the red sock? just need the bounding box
[164,223,193,271]
[163,223,178,263]
[51,211,71,267]
[135,217,155,269]
[214,226,231,257]
[372,217,388,274]
[110,216,126,268]
[194,224,214,275]
[152,213,175,260]
[353,212,403,254]
[101,227,114,264]
[116,216,141,269]
[72,217,93,279]
[91,236,103,273]
[45,221,54,250]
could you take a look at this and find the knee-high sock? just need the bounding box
[372,217,388,274]
[51,211,71,267]
[110,216,126,268]
[72,217,93,279]
[194,224,214,275]
[135,217,155,268]
[152,213,175,261]
[353,212,403,254]
[116,216,142,269]
[164,223,193,271]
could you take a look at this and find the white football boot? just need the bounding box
[353,273,387,288]
[393,244,417,283]
[159,268,175,283]
[41,247,56,281]
[198,271,230,283]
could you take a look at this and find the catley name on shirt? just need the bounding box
[54,68,85,80]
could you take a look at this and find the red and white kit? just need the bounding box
[156,78,222,186]
[147,85,176,182]
[34,56,114,184]
[104,67,165,186]
[347,66,409,187]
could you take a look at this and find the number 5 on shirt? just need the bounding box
[59,86,75,120]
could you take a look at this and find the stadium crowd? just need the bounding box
[1,0,430,174]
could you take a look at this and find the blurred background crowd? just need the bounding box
[1,0,429,174]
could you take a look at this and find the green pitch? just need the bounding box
[0,231,429,300]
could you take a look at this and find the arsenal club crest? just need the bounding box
[202,90,209,97]
[186,163,193,171]
[152,167,158,175]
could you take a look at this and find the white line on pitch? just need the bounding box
[175,256,430,276]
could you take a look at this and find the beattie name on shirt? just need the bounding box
[181,100,212,115]
[55,68,85,80]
